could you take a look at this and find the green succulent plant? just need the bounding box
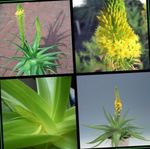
[1,77,77,149]
[12,4,62,76]
[86,87,147,148]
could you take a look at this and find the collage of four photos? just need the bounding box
[0,0,150,149]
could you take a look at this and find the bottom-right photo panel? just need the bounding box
[77,72,150,148]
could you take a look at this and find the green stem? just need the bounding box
[16,4,25,47]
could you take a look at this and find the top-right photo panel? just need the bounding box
[73,0,150,73]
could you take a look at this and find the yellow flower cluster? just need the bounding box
[15,8,24,16]
[106,37,141,59]
[95,0,142,61]
[114,86,122,115]
[114,98,122,113]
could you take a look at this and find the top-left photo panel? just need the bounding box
[0,0,73,77]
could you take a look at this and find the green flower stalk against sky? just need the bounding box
[95,0,142,71]
[1,77,77,149]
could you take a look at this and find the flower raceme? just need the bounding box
[114,98,122,113]
[95,0,142,70]
[15,4,25,48]
[114,87,122,115]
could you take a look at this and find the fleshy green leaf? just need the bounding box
[5,133,58,149]
[32,17,41,51]
[3,112,20,122]
[88,132,110,144]
[36,78,53,113]
[51,77,71,122]
[37,45,58,56]
[130,131,147,141]
[53,131,77,149]
[1,80,57,134]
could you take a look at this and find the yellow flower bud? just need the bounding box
[114,87,122,114]
[114,98,122,113]
[15,8,24,16]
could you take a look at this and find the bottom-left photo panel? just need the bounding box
[0,101,3,149]
[1,76,77,149]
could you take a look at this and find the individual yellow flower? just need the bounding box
[15,8,24,16]
[107,48,116,57]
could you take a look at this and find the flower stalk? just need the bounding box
[114,86,122,117]
[16,4,25,47]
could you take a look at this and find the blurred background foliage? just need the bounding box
[74,0,149,73]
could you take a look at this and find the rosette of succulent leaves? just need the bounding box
[86,87,147,148]
[11,4,63,75]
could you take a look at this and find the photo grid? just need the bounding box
[0,0,150,149]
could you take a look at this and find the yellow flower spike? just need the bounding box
[94,0,142,70]
[115,99,122,113]
[114,86,122,115]
[15,4,25,47]
[15,8,24,16]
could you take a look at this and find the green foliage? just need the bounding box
[125,0,147,36]
[86,108,147,148]
[83,36,100,56]
[76,52,101,73]
[76,36,105,73]
[86,87,148,148]
[125,0,149,69]
[1,77,77,149]
[12,4,63,76]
